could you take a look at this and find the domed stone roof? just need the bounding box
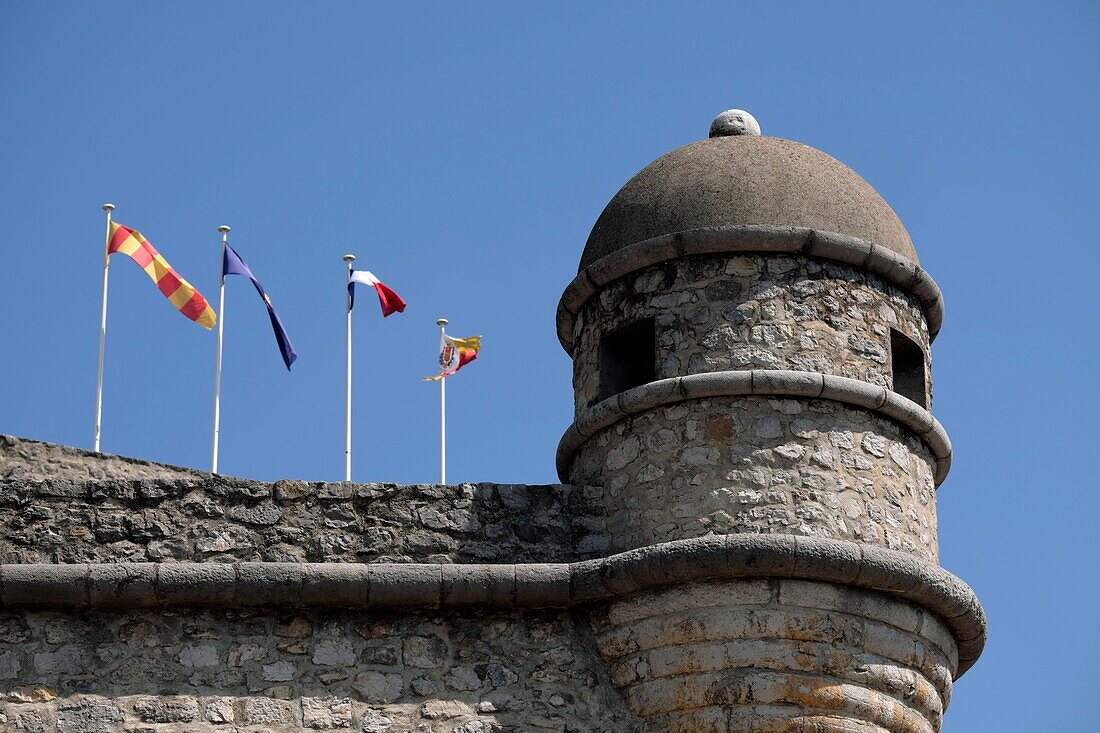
[580,135,917,270]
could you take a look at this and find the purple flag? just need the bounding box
[223,244,297,370]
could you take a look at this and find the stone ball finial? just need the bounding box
[709,109,761,138]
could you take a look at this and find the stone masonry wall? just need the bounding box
[569,396,938,562]
[0,436,610,566]
[0,438,638,732]
[0,607,639,733]
[570,254,931,414]
[0,477,607,566]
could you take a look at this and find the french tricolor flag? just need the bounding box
[348,270,407,317]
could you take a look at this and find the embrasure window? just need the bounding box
[890,329,927,408]
[599,317,656,402]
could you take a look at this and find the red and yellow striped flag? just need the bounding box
[107,222,216,329]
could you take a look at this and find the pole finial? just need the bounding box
[102,203,115,212]
[436,318,449,327]
[709,109,761,138]
[343,254,356,263]
[218,225,231,233]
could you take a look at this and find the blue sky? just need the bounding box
[1,2,1096,728]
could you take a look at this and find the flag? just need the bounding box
[223,243,297,370]
[349,270,406,316]
[424,333,481,380]
[108,222,216,328]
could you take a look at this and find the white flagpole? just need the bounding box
[211,225,230,474]
[93,203,115,453]
[344,254,356,482]
[437,317,448,484]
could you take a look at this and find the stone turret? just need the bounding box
[556,112,985,732]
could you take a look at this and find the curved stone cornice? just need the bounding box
[0,534,984,677]
[556,370,952,486]
[555,225,945,354]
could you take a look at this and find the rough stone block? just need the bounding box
[131,696,199,723]
[56,699,124,733]
[352,671,404,704]
[242,696,293,725]
[301,696,353,729]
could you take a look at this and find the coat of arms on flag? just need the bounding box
[425,333,481,380]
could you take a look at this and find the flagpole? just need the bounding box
[211,225,230,474]
[344,254,356,482]
[437,317,448,484]
[93,203,115,453]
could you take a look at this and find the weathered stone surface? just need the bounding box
[0,606,638,731]
[579,137,917,271]
[571,395,939,561]
[0,442,586,565]
[571,253,930,414]
[56,699,124,733]
[593,578,954,732]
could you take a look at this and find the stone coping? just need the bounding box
[0,534,985,677]
[556,370,952,486]
[555,225,946,354]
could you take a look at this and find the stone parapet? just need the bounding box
[0,439,586,565]
[0,435,200,483]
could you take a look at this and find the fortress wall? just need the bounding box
[0,474,606,565]
[0,607,639,733]
[569,396,938,562]
[570,255,930,415]
[0,438,640,731]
